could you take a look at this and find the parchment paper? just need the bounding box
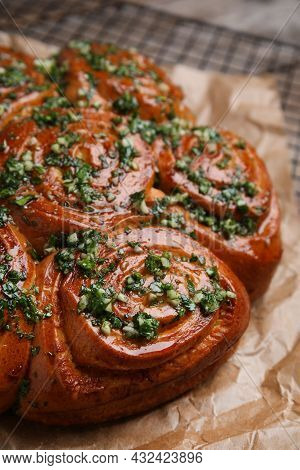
[0,34,299,450]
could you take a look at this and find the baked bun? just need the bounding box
[0,46,54,129]
[19,226,250,425]
[58,41,194,122]
[0,208,37,412]
[0,42,281,425]
[0,100,154,252]
[147,128,282,299]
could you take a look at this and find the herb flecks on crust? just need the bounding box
[49,229,236,342]
[130,190,257,239]
[0,214,52,339]
[60,40,189,123]
[0,96,150,211]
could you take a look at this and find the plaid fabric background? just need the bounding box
[0,0,299,204]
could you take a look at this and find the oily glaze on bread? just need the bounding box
[0,210,36,412]
[58,41,194,123]
[0,45,281,298]
[125,129,282,300]
[19,227,250,425]
[0,103,154,253]
[0,42,281,425]
[0,46,54,130]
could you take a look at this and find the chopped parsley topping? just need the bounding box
[157,118,190,148]
[130,191,257,239]
[39,96,71,109]
[175,156,212,195]
[69,41,144,79]
[78,282,122,334]
[34,57,68,84]
[215,179,257,208]
[180,192,257,238]
[193,286,227,314]
[11,129,98,208]
[45,152,78,167]
[79,276,160,341]
[0,64,29,88]
[217,155,231,169]
[174,128,258,216]
[127,117,158,144]
[0,102,9,116]
[79,284,121,325]
[14,194,37,207]
[32,103,80,129]
[123,312,159,340]
[51,132,80,152]
[0,156,45,200]
[206,265,219,280]
[0,207,11,227]
[160,212,185,229]
[0,255,52,337]
[51,229,105,277]
[116,137,139,169]
[31,346,40,356]
[192,126,222,146]
[125,272,146,293]
[113,92,139,115]
[145,251,171,278]
[63,161,101,204]
[52,228,238,343]
[234,139,246,149]
[55,248,75,274]
[114,62,143,78]
[130,191,150,215]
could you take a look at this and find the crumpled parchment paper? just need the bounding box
[0,34,299,450]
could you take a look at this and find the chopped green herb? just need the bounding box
[130,191,149,214]
[52,229,105,276]
[78,282,122,330]
[234,139,246,149]
[113,91,139,115]
[0,65,29,88]
[145,252,171,278]
[125,272,146,294]
[63,161,100,204]
[176,161,212,195]
[193,126,222,144]
[123,312,159,340]
[0,207,11,227]
[217,155,231,169]
[14,194,37,207]
[33,106,80,129]
[31,346,40,356]
[206,266,219,280]
[55,248,75,274]
[160,212,185,229]
[116,137,139,169]
[115,62,143,78]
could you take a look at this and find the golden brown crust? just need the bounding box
[154,130,282,299]
[0,43,280,425]
[58,42,194,123]
[0,46,54,129]
[0,222,35,413]
[19,227,250,425]
[0,107,154,252]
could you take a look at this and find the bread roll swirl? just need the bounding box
[19,226,249,425]
[0,208,36,412]
[0,101,154,252]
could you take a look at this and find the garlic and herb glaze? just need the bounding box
[0,41,281,424]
